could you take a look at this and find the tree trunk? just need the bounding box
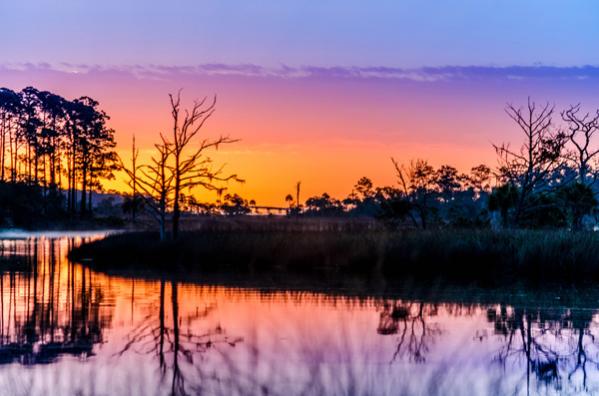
[159,217,166,241]
[88,175,93,215]
[34,149,39,185]
[9,128,15,182]
[80,166,87,216]
[50,147,56,188]
[27,143,31,184]
[67,153,72,213]
[172,153,181,239]
[70,144,77,215]
[0,116,5,182]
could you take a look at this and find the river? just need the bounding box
[0,231,596,395]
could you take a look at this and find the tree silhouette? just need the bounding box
[121,135,174,240]
[167,92,242,239]
[468,164,492,195]
[285,194,294,208]
[489,183,519,228]
[556,182,597,230]
[435,165,464,202]
[304,193,344,216]
[220,193,252,216]
[0,86,117,217]
[562,104,599,186]
[494,99,566,224]
[393,158,438,228]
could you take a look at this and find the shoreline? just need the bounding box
[0,228,123,239]
[68,265,599,309]
[68,228,599,286]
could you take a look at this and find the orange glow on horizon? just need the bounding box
[107,138,494,206]
[4,66,598,206]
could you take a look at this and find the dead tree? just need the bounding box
[167,92,242,239]
[561,104,599,186]
[121,135,173,240]
[494,98,566,224]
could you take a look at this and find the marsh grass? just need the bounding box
[69,226,599,285]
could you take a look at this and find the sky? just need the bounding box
[2,1,599,205]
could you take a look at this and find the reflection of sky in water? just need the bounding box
[0,233,597,395]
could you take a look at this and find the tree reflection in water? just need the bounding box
[376,300,443,364]
[118,278,243,396]
[0,236,245,396]
[0,237,109,365]
[8,235,599,395]
[485,304,599,394]
[376,298,599,394]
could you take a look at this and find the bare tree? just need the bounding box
[168,92,243,239]
[121,135,174,240]
[561,104,599,186]
[494,98,566,223]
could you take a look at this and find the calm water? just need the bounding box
[0,232,597,395]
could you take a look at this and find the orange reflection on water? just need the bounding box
[0,233,599,395]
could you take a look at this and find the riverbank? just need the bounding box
[0,216,125,233]
[68,228,599,286]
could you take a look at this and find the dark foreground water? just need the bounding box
[0,232,597,396]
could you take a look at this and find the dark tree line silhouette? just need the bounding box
[5,88,596,233]
[118,96,599,234]
[278,99,599,231]
[0,86,117,222]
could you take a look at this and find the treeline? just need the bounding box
[293,165,492,229]
[121,97,599,233]
[153,99,599,231]
[0,86,117,220]
[276,100,599,230]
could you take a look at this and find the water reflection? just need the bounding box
[0,237,107,365]
[1,233,599,395]
[377,301,442,363]
[119,278,243,395]
[488,305,599,394]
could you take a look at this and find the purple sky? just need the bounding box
[2,1,599,203]
[2,1,599,67]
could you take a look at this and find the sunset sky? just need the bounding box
[2,1,599,205]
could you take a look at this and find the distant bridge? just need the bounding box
[250,205,289,215]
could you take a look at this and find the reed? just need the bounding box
[69,226,599,285]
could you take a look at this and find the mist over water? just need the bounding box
[0,232,597,395]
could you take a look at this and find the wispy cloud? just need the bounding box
[3,63,599,83]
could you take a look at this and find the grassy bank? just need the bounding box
[68,228,599,285]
